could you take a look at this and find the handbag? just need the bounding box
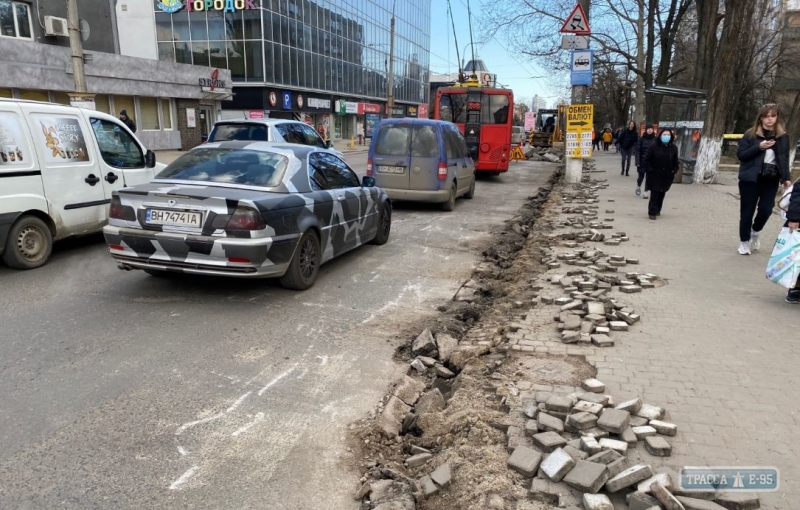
[766,227,800,289]
[760,163,780,180]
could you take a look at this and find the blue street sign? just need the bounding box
[282,91,292,110]
[570,49,593,86]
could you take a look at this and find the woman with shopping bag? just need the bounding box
[783,182,800,303]
[737,104,793,255]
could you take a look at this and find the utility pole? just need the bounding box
[386,0,396,114]
[66,0,94,109]
[565,0,591,184]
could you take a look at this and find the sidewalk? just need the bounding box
[528,152,796,507]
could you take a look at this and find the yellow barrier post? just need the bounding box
[349,137,355,149]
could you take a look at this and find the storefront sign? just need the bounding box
[249,110,265,119]
[268,91,278,107]
[296,94,304,109]
[157,0,259,13]
[307,98,331,110]
[417,104,428,118]
[360,103,381,114]
[199,69,228,92]
[388,106,404,117]
[186,108,197,128]
[365,113,381,137]
[338,100,359,115]
[407,105,418,117]
[282,91,292,110]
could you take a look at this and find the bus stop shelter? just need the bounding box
[645,85,707,182]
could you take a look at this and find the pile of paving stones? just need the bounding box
[507,378,761,510]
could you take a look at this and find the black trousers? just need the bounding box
[648,190,666,216]
[739,178,780,242]
[637,168,646,187]
[620,147,633,175]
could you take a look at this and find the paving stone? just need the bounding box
[411,328,438,356]
[644,436,672,456]
[628,491,663,510]
[418,475,439,497]
[582,427,610,439]
[410,445,431,455]
[676,497,727,510]
[405,452,433,468]
[597,408,630,434]
[616,397,643,414]
[580,436,602,455]
[410,359,427,372]
[599,437,628,454]
[637,472,673,494]
[630,416,649,427]
[530,478,572,506]
[605,464,655,492]
[434,364,455,378]
[587,302,606,315]
[524,419,539,437]
[650,419,678,436]
[562,331,581,343]
[605,456,629,478]
[417,356,437,367]
[546,395,575,414]
[430,463,452,488]
[507,446,543,477]
[540,447,576,482]
[435,334,458,363]
[595,326,611,334]
[563,444,588,461]
[561,300,585,311]
[632,425,658,439]
[522,401,539,419]
[651,481,686,510]
[554,297,572,305]
[578,393,609,405]
[564,315,583,331]
[714,493,761,510]
[586,449,623,465]
[567,438,582,449]
[621,426,639,444]
[582,493,614,510]
[573,401,604,415]
[377,396,412,437]
[580,321,595,334]
[566,411,598,430]
[609,321,629,331]
[563,460,610,494]
[581,378,606,393]
[636,404,666,421]
[590,334,615,347]
[532,431,568,452]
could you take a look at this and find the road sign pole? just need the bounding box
[564,0,591,184]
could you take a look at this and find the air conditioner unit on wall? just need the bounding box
[44,16,69,37]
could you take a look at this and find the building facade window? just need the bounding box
[18,89,48,102]
[140,97,160,130]
[0,1,32,40]
[161,99,173,130]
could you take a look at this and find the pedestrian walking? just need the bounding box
[602,129,612,151]
[613,127,623,153]
[119,110,136,133]
[785,183,800,303]
[643,128,679,220]
[618,121,638,176]
[592,128,601,151]
[736,103,793,255]
[634,124,656,198]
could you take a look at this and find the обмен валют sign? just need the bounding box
[156,0,258,13]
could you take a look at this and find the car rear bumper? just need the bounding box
[381,187,451,203]
[0,212,22,256]
[102,225,298,278]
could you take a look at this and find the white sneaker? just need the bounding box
[635,187,641,196]
[643,191,649,199]
[750,231,760,251]
[738,241,751,255]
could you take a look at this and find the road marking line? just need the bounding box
[257,366,296,396]
[226,391,252,413]
[169,466,199,490]
[175,412,224,436]
[232,412,265,437]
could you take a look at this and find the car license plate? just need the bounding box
[378,165,405,174]
[146,208,202,227]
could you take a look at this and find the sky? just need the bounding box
[427,0,568,108]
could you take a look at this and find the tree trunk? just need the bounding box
[694,0,720,90]
[694,0,758,184]
[633,0,646,124]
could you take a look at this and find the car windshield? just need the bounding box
[374,125,438,158]
[208,123,268,142]
[156,148,288,188]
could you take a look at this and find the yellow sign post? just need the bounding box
[565,103,594,159]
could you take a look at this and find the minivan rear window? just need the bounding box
[208,123,268,142]
[374,125,439,158]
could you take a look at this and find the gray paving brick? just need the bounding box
[676,496,727,510]
[597,408,630,434]
[628,491,662,510]
[714,493,761,510]
[582,493,614,510]
[563,460,610,494]
[644,436,672,456]
[540,448,576,482]
[531,431,567,453]
[537,412,565,433]
[605,463,654,492]
[507,446,543,477]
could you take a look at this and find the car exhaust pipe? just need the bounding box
[117,263,133,271]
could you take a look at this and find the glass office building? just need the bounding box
[153,0,431,139]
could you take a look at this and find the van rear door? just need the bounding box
[372,123,411,189]
[408,124,442,191]
[21,104,107,236]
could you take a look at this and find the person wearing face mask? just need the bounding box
[643,129,680,220]
[634,124,656,198]
[736,104,792,255]
[785,182,800,303]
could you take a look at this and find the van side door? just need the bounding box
[21,105,107,236]
[453,126,475,189]
[443,124,466,194]
[87,116,153,190]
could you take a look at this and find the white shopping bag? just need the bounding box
[766,227,800,288]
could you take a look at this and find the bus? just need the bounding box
[433,85,514,174]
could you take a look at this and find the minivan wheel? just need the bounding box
[441,186,456,211]
[464,175,476,199]
[2,215,53,270]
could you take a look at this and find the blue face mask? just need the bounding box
[660,135,671,144]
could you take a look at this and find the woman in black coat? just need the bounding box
[736,104,792,255]
[786,182,800,303]
[643,128,680,220]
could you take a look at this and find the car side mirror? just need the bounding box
[145,150,156,168]
[326,140,334,148]
[362,176,375,187]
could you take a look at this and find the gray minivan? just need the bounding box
[367,119,476,211]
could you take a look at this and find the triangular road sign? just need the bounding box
[560,3,591,35]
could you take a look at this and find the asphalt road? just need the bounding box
[0,153,556,509]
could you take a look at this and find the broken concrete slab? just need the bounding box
[377,396,412,437]
[540,447,576,482]
[415,388,446,416]
[563,460,610,494]
[393,376,427,406]
[605,464,655,492]
[410,445,431,455]
[418,475,439,497]
[430,463,452,488]
[435,333,458,363]
[405,452,433,468]
[434,364,455,378]
[507,446,543,477]
[411,328,438,356]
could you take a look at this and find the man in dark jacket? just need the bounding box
[634,124,656,198]
[786,182,800,303]
[618,121,638,176]
[119,110,136,133]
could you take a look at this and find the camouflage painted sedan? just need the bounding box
[102,142,392,289]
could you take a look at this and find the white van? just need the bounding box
[0,99,160,269]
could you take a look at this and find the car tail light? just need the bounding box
[437,162,447,181]
[225,206,266,231]
[366,159,373,176]
[109,244,124,251]
[109,195,125,219]
[228,257,251,263]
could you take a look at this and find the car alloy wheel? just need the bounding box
[299,234,318,282]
